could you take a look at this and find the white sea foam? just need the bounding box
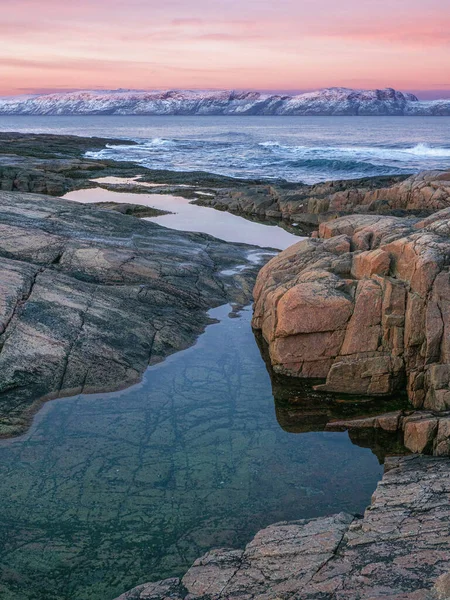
[13,114,447,184]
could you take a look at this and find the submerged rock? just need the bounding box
[0,191,266,437]
[114,455,450,599]
[252,208,450,412]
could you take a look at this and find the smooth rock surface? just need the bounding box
[0,191,265,437]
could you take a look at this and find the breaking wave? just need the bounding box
[87,132,450,184]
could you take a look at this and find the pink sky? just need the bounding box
[1,0,450,98]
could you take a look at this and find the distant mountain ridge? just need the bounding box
[1,87,449,116]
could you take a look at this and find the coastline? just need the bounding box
[0,131,449,599]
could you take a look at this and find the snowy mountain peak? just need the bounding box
[0,87,447,116]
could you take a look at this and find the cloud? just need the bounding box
[1,0,449,95]
[170,18,204,26]
[311,19,450,46]
[170,18,253,27]
[0,56,161,72]
[195,33,264,41]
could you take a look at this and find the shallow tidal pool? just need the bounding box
[0,306,384,600]
[64,184,302,250]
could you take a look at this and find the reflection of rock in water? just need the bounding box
[254,330,410,463]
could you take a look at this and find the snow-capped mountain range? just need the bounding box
[0,87,449,116]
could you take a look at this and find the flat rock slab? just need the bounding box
[0,191,267,437]
[115,455,450,600]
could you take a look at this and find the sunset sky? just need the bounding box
[1,0,450,98]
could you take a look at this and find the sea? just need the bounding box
[0,115,449,183]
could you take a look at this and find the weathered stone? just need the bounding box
[253,208,450,410]
[0,191,265,437]
[403,417,438,453]
[351,249,391,279]
[116,456,450,600]
[114,578,184,599]
[434,418,450,456]
[340,279,383,355]
[275,280,353,337]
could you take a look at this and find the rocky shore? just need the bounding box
[194,170,450,232]
[115,455,450,600]
[0,189,268,438]
[0,132,449,598]
[0,131,288,439]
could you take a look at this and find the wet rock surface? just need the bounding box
[252,207,450,412]
[115,455,450,600]
[0,190,264,437]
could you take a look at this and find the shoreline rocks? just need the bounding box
[195,170,450,234]
[0,190,267,438]
[252,207,450,412]
[115,455,450,600]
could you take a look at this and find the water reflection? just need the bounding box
[254,332,410,463]
[0,306,387,600]
[63,186,302,250]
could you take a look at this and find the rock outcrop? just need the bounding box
[115,455,450,600]
[0,191,267,437]
[252,207,450,411]
[195,170,450,232]
[323,409,450,456]
[328,169,450,215]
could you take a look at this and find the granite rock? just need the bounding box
[252,209,450,410]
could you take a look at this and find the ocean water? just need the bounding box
[0,115,449,182]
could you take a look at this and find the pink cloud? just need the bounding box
[0,0,449,95]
